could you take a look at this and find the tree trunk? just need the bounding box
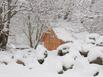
[4,0,12,49]
[29,36,33,48]
[0,0,12,50]
[0,7,7,49]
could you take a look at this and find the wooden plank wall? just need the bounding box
[42,30,64,51]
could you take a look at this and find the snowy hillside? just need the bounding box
[0,33,103,77]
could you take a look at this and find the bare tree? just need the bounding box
[23,13,48,49]
[23,15,34,48]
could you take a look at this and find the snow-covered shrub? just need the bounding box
[56,35,103,74]
[56,53,76,74]
[56,40,83,73]
[96,36,103,47]
[85,33,100,45]
[79,43,95,57]
[80,43,103,65]
[56,39,99,73]
[57,42,74,56]
[62,53,76,70]
[36,45,48,64]
[87,47,103,65]
[90,57,103,65]
[56,41,83,74]
[79,51,89,57]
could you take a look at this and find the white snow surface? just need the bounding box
[0,44,103,77]
[0,32,103,77]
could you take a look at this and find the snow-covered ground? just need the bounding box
[0,49,102,77]
[0,32,103,77]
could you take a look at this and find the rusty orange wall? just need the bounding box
[42,33,64,51]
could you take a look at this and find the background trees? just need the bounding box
[0,0,103,49]
[0,0,18,49]
[0,0,28,49]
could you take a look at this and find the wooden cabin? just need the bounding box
[41,28,64,51]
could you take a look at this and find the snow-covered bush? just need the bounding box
[96,36,103,47]
[56,53,76,74]
[57,42,73,56]
[56,45,84,74]
[87,46,103,65]
[56,41,83,74]
[57,40,83,56]
[36,45,48,64]
[55,36,103,74]
[85,33,100,45]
